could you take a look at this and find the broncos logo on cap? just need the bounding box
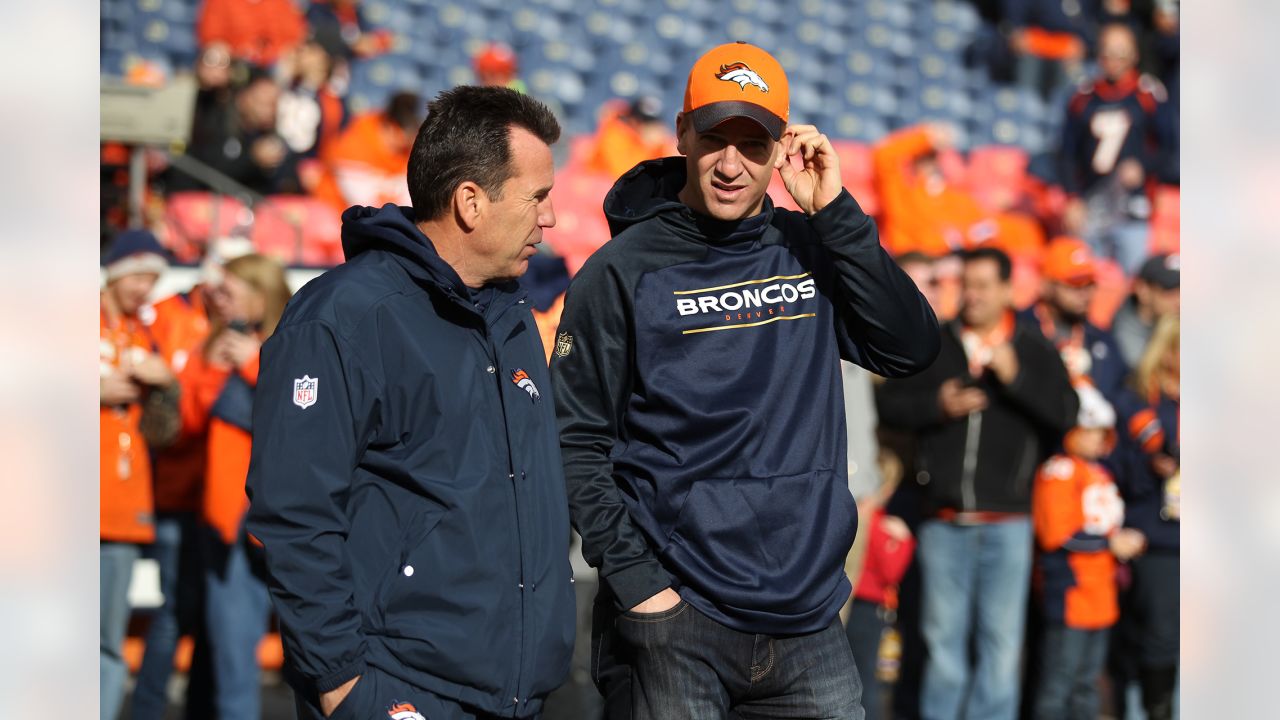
[716,62,770,93]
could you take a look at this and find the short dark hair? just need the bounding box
[385,91,423,133]
[963,246,1012,281]
[408,86,561,222]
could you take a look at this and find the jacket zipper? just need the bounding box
[961,410,982,511]
[485,325,529,711]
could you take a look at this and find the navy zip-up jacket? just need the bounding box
[551,158,938,636]
[1113,389,1180,553]
[244,204,574,717]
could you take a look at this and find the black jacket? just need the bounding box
[877,317,1078,514]
[245,204,573,717]
[551,158,938,635]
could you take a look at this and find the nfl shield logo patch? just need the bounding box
[554,331,574,358]
[293,375,318,409]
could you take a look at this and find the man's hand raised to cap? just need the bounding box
[774,124,843,216]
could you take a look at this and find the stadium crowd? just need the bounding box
[101,1,1179,718]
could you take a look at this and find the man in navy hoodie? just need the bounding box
[552,42,939,720]
[245,86,575,719]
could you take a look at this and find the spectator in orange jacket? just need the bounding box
[313,91,422,210]
[874,124,988,258]
[178,253,293,720]
[131,282,214,720]
[584,96,674,181]
[1032,384,1146,720]
[100,230,176,720]
[874,124,1046,262]
[197,0,306,67]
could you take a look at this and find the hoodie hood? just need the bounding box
[340,204,524,316]
[603,157,776,243]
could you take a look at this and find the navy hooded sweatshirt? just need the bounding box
[551,158,939,635]
[244,205,574,717]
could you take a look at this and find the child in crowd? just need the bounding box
[1032,384,1147,720]
[846,453,916,720]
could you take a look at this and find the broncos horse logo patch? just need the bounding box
[386,701,426,720]
[716,62,770,93]
[511,368,541,403]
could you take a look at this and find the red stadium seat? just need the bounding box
[1089,258,1128,330]
[249,195,345,267]
[1149,184,1180,255]
[163,192,252,263]
[830,140,879,216]
[966,145,1030,213]
[545,167,614,275]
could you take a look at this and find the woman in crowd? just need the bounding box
[178,254,292,720]
[1113,314,1180,720]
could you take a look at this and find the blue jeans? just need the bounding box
[846,599,888,720]
[593,592,864,720]
[201,526,271,720]
[1034,625,1109,720]
[132,512,203,720]
[102,541,141,720]
[917,517,1032,720]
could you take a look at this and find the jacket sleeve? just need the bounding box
[998,329,1078,436]
[244,320,382,693]
[809,189,941,377]
[551,259,674,611]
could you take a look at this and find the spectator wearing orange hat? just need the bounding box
[1032,384,1146,720]
[100,230,177,720]
[1019,237,1129,401]
[473,41,526,93]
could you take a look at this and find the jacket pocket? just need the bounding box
[371,508,446,629]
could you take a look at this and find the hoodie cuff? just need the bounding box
[807,188,870,242]
[604,560,674,611]
[315,658,368,694]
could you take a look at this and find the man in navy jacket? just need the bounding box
[245,86,574,720]
[552,42,939,720]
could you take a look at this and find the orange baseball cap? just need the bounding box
[683,41,790,140]
[1042,236,1097,286]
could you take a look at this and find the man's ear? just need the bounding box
[454,181,484,232]
[674,112,690,156]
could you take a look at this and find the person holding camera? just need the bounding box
[876,247,1078,720]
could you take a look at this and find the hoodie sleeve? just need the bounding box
[551,259,674,611]
[808,189,941,378]
[244,320,382,693]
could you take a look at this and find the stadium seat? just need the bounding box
[830,140,879,215]
[1149,184,1180,255]
[966,145,1030,212]
[249,196,345,268]
[1089,258,1129,330]
[544,169,614,275]
[163,192,252,263]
